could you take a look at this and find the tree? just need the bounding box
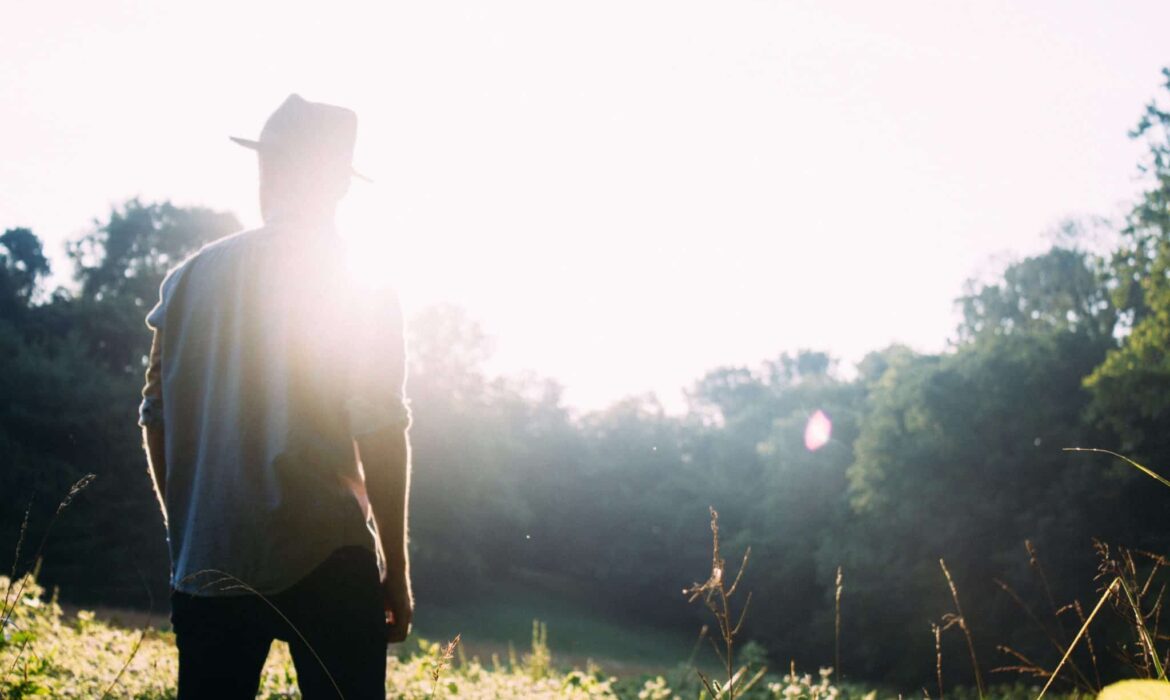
[956,246,1116,344]
[404,305,536,591]
[0,228,51,317]
[1086,67,1170,459]
[58,200,239,376]
[407,303,494,406]
[68,198,239,306]
[841,329,1120,684]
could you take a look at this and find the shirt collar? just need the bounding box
[262,207,337,235]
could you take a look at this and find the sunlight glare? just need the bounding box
[804,410,832,452]
[339,193,403,292]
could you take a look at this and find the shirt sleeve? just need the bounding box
[140,266,181,426]
[145,283,167,331]
[145,262,187,331]
[139,329,164,428]
[346,288,412,436]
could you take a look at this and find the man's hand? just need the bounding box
[357,423,413,644]
[382,574,413,643]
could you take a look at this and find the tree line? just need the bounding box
[4,71,1170,689]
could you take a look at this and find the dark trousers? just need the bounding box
[171,546,386,699]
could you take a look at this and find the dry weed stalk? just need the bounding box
[993,643,1049,680]
[99,627,149,700]
[1020,539,1170,699]
[1072,598,1104,690]
[2,474,97,695]
[685,624,709,672]
[1,474,95,632]
[938,558,984,699]
[991,578,1094,692]
[1096,542,1168,680]
[1038,577,1120,699]
[683,507,762,699]
[991,541,1101,694]
[931,622,943,700]
[99,568,158,700]
[1026,539,1065,637]
[429,634,462,699]
[3,506,31,614]
[834,566,843,679]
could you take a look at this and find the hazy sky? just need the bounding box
[3,1,1168,412]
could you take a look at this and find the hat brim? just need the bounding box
[229,136,372,183]
[229,136,262,150]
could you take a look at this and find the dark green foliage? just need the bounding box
[840,330,1120,683]
[0,228,51,317]
[1087,68,1170,462]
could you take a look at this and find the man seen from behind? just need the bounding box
[139,94,413,699]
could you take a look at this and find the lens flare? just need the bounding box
[804,410,832,451]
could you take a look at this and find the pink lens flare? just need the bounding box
[804,410,832,451]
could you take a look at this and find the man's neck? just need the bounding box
[262,204,337,232]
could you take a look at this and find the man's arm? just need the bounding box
[144,425,167,505]
[349,288,414,642]
[357,424,412,641]
[140,329,167,518]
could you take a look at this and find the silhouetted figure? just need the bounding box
[140,94,413,699]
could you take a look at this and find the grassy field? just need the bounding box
[65,587,691,678]
[414,580,694,675]
[0,570,859,699]
[9,481,1165,698]
[4,572,1107,699]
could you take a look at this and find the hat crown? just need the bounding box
[255,94,358,167]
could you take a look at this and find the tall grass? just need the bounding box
[2,475,102,698]
[1,474,95,633]
[1027,448,1170,697]
[939,558,985,699]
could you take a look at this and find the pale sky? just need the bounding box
[2,1,1168,412]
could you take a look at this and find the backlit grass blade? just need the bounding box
[1064,448,1170,490]
[1038,577,1120,699]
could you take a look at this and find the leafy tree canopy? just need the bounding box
[1086,68,1170,458]
[0,227,51,316]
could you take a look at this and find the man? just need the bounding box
[139,94,413,699]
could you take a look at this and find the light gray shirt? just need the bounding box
[140,220,411,595]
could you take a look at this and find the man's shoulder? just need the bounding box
[148,225,299,329]
[165,225,288,285]
[186,225,279,266]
